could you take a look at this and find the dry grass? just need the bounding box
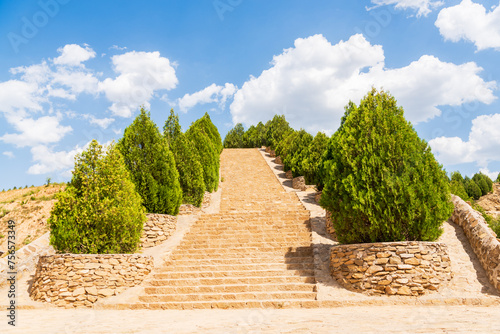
[0,184,65,255]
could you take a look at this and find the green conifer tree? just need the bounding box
[164,110,205,207]
[186,121,219,192]
[320,89,454,243]
[49,140,145,254]
[302,132,329,186]
[223,123,245,148]
[118,108,182,215]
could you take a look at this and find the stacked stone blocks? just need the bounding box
[330,241,452,296]
[30,254,153,308]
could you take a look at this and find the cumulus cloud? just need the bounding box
[27,144,85,175]
[230,34,496,135]
[435,0,500,51]
[178,83,237,112]
[99,51,178,117]
[53,44,96,67]
[0,114,72,148]
[370,0,444,17]
[429,113,500,168]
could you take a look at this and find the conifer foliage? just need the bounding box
[49,140,146,254]
[320,89,453,243]
[118,108,182,215]
[186,115,221,192]
[164,109,205,207]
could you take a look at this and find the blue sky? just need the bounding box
[1,0,500,189]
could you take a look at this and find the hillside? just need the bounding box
[0,184,65,255]
[476,183,500,218]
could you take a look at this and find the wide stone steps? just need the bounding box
[106,299,319,310]
[165,256,314,266]
[171,248,313,257]
[133,149,317,309]
[158,263,314,272]
[144,283,316,294]
[147,275,316,286]
[151,269,314,279]
[139,291,316,303]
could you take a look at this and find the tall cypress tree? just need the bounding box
[164,109,205,207]
[118,107,182,215]
[49,140,145,254]
[186,118,219,192]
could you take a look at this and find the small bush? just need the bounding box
[320,89,453,244]
[49,140,146,254]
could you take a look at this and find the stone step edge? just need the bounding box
[8,296,500,310]
[94,297,500,310]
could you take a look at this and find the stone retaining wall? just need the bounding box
[330,241,452,296]
[140,213,176,248]
[30,254,153,308]
[450,195,500,292]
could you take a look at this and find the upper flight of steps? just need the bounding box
[133,149,317,309]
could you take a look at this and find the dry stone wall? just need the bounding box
[140,213,176,248]
[330,241,452,296]
[450,195,500,292]
[30,254,153,308]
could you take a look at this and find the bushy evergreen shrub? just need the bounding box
[466,179,482,200]
[472,172,492,195]
[49,140,145,254]
[223,123,245,148]
[496,173,500,183]
[242,122,267,148]
[265,115,292,150]
[281,130,313,178]
[164,109,205,207]
[118,108,182,215]
[302,132,329,186]
[320,89,454,244]
[186,121,219,192]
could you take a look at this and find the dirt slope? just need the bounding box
[0,184,64,255]
[476,183,500,218]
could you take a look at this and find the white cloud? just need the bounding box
[0,80,44,116]
[0,114,72,148]
[230,34,496,135]
[429,114,500,168]
[52,68,100,95]
[370,0,444,17]
[53,44,96,67]
[27,144,85,175]
[110,45,127,51]
[435,0,500,51]
[178,83,237,112]
[99,51,178,117]
[10,61,51,84]
[3,151,14,159]
[83,114,115,129]
[479,168,499,181]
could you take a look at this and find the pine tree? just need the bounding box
[164,110,205,207]
[320,89,454,244]
[118,108,182,215]
[49,140,145,254]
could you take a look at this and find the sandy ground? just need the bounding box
[2,306,500,333]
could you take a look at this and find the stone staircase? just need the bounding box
[116,148,317,309]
